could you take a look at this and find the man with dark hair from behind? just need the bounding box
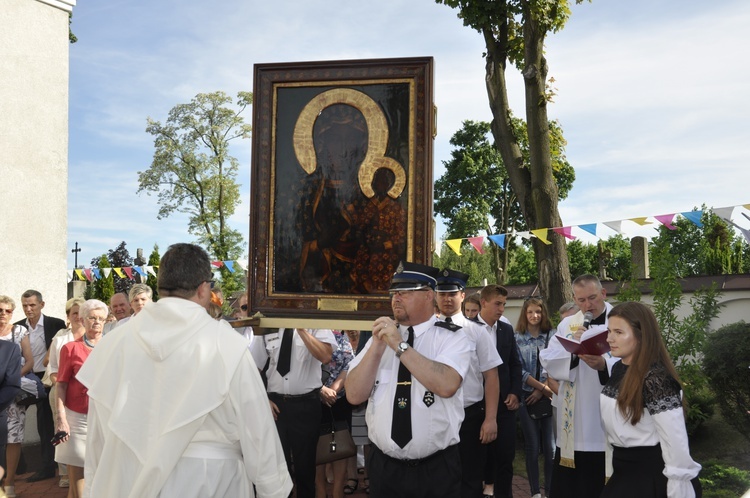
[78,243,292,497]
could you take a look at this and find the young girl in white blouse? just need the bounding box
[600,302,702,498]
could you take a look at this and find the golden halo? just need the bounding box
[292,88,406,198]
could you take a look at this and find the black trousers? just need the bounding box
[492,408,517,498]
[269,391,321,498]
[549,448,605,498]
[459,402,488,498]
[368,444,461,498]
[35,373,55,472]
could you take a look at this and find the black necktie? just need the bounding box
[445,316,452,323]
[391,326,414,448]
[277,328,293,377]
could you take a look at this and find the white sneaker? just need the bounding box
[5,485,16,498]
[531,494,542,498]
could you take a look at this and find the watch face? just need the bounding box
[399,342,409,350]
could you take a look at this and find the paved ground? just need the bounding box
[13,469,535,497]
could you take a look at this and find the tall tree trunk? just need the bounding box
[481,6,572,313]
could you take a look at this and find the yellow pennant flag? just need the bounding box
[531,229,552,245]
[629,217,652,226]
[114,268,126,278]
[744,204,750,210]
[74,269,85,280]
[446,239,463,256]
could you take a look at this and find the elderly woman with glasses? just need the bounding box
[55,299,108,498]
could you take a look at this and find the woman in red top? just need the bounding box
[55,299,107,498]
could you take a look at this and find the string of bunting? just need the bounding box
[67,260,248,283]
[436,203,750,257]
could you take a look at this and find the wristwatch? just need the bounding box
[395,341,410,358]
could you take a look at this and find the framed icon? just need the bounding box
[249,57,434,321]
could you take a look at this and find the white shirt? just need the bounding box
[348,315,471,459]
[47,328,74,376]
[440,313,502,406]
[24,314,47,372]
[539,305,616,452]
[250,328,337,395]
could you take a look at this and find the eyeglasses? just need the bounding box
[0,309,13,314]
[86,316,107,323]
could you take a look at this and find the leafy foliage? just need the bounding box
[703,321,750,442]
[138,91,251,295]
[89,241,134,294]
[146,244,160,301]
[699,460,750,498]
[433,242,496,286]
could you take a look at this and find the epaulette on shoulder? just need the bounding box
[436,321,462,332]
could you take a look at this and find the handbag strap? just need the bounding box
[534,331,550,380]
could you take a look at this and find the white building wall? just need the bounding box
[0,0,74,320]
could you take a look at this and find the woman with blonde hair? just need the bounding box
[0,295,34,498]
[601,302,701,497]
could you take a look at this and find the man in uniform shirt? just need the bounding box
[476,284,523,498]
[16,290,66,482]
[346,262,471,498]
[540,274,614,498]
[436,269,502,498]
[250,323,337,498]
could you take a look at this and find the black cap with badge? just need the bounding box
[389,261,441,291]
[436,268,469,293]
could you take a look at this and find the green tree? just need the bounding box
[138,91,251,295]
[436,0,582,312]
[434,118,573,284]
[91,241,133,294]
[505,243,538,285]
[146,244,160,301]
[86,254,115,303]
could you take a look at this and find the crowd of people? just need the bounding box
[0,247,703,498]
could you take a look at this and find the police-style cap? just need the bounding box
[389,261,440,291]
[436,269,469,292]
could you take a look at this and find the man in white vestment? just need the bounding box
[539,274,615,498]
[78,243,292,498]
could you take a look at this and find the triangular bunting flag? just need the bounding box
[680,211,703,228]
[92,268,102,280]
[123,267,134,280]
[67,270,73,282]
[224,261,235,273]
[446,239,463,256]
[114,268,126,278]
[654,214,677,230]
[714,206,735,221]
[530,229,552,245]
[211,261,224,268]
[133,266,147,277]
[629,217,652,226]
[517,231,531,241]
[75,269,85,281]
[487,234,506,249]
[744,204,750,211]
[578,223,598,237]
[235,260,247,272]
[552,227,577,240]
[102,268,112,278]
[603,221,622,233]
[468,237,485,254]
[434,243,442,257]
[84,269,93,281]
[145,266,157,277]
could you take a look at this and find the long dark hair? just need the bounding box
[607,301,683,425]
[515,298,553,334]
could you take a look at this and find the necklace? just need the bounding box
[83,334,97,349]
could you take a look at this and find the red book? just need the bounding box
[557,328,611,356]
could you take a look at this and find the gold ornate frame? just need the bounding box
[248,57,434,321]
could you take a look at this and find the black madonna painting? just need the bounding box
[249,58,434,319]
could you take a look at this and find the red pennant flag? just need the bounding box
[83,269,93,282]
[211,261,224,268]
[468,237,485,254]
[123,267,134,280]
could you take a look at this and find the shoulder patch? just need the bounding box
[436,321,462,332]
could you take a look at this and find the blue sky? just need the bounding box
[67,0,750,268]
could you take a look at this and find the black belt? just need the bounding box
[463,400,484,416]
[376,443,457,467]
[268,389,320,401]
